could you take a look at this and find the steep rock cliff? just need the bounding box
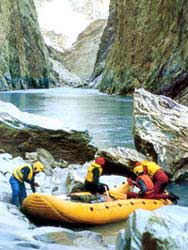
[97,0,188,102]
[90,0,116,87]
[62,19,106,82]
[0,0,54,90]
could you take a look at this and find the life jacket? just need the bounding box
[141,160,161,177]
[137,174,154,192]
[85,162,103,183]
[13,164,33,183]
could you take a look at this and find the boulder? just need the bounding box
[66,166,86,193]
[134,88,188,178]
[32,227,107,250]
[116,206,188,250]
[98,147,146,177]
[0,100,96,164]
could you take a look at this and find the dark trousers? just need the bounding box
[85,181,109,194]
[9,176,27,207]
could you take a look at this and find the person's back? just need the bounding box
[128,164,179,203]
[136,173,154,196]
[85,157,109,194]
[134,161,169,194]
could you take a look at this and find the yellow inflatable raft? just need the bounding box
[22,184,171,225]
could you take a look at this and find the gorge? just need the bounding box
[0,1,188,249]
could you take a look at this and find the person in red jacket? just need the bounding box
[127,167,179,203]
[133,161,169,194]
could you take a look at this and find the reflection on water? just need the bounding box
[0,87,134,149]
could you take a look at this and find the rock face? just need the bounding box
[96,0,188,100]
[62,19,106,82]
[42,30,68,52]
[0,100,96,163]
[98,147,146,178]
[0,0,54,91]
[116,206,188,250]
[49,58,81,86]
[47,45,82,86]
[91,0,116,87]
[134,88,188,179]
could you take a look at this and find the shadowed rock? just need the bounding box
[95,0,188,101]
[134,88,188,178]
[98,147,146,178]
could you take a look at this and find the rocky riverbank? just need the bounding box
[0,88,188,249]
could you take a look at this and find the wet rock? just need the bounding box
[32,227,107,250]
[0,154,25,176]
[134,88,188,178]
[116,206,188,250]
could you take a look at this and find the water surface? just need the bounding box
[0,87,134,149]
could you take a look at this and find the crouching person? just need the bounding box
[127,166,179,204]
[9,161,45,207]
[85,157,109,194]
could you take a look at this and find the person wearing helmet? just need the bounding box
[85,157,109,194]
[9,161,45,207]
[127,170,179,204]
[127,167,154,198]
[133,160,169,194]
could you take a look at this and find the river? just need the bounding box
[0,87,133,150]
[0,87,187,242]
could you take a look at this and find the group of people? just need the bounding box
[127,160,179,203]
[9,156,179,208]
[84,157,179,204]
